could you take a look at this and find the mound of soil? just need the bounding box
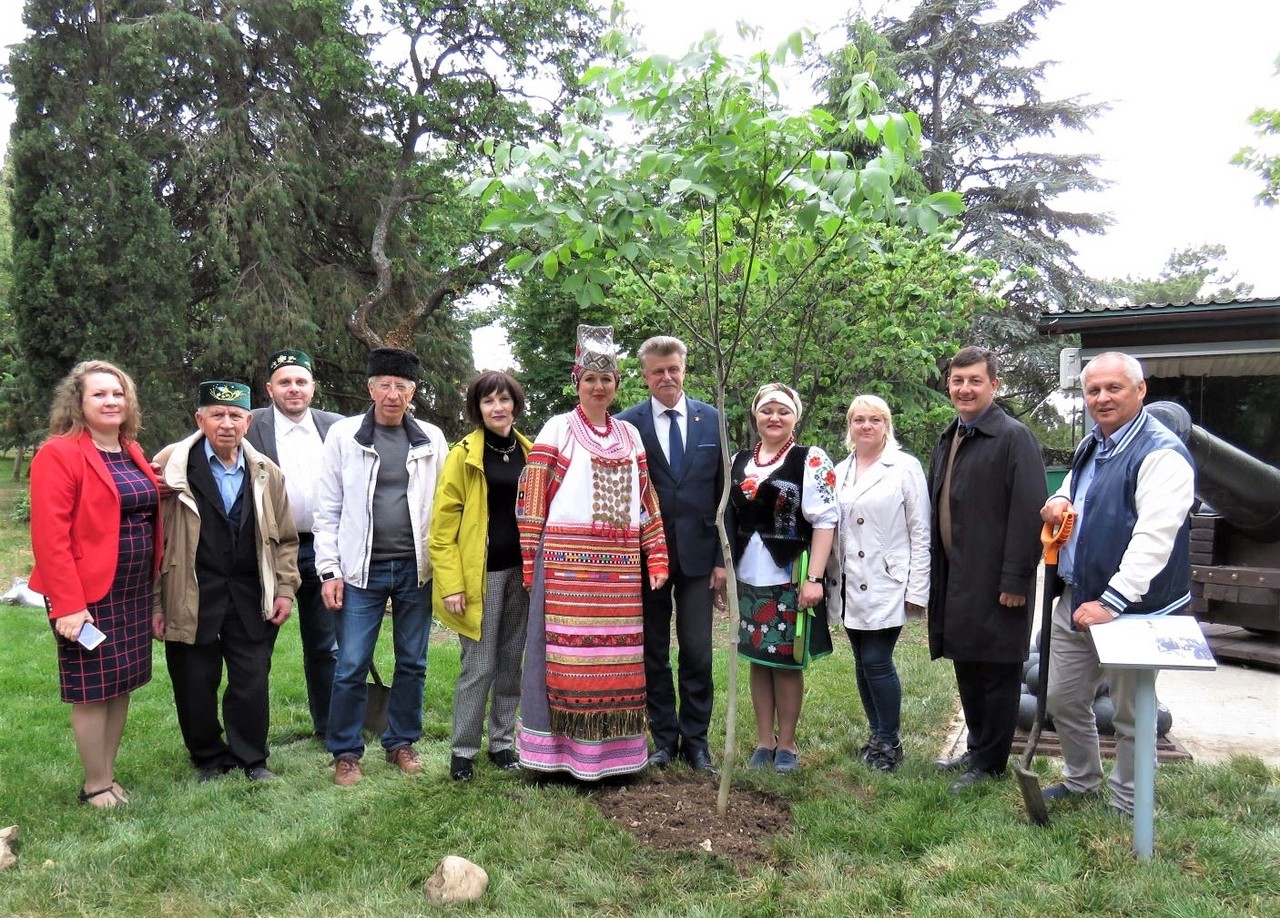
[590,770,791,869]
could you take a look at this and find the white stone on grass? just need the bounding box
[424,855,488,905]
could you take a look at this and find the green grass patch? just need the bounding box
[0,489,1277,915]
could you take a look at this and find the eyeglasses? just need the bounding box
[371,381,414,394]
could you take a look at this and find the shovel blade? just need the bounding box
[1014,760,1050,826]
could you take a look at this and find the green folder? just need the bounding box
[792,550,810,664]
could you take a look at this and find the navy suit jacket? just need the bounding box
[617,396,724,576]
[245,406,343,464]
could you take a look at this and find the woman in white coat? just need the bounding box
[825,395,930,771]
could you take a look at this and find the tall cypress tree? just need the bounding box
[8,1,603,440]
[9,1,192,444]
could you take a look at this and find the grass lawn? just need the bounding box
[0,463,1276,916]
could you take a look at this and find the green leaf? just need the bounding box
[505,251,534,274]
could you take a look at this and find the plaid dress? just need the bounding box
[56,450,158,704]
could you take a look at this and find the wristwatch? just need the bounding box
[320,570,339,582]
[1098,599,1121,619]
[805,574,824,585]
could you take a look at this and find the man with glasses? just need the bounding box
[313,347,449,786]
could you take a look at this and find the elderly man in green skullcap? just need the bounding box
[152,381,301,782]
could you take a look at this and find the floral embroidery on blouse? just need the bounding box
[805,447,837,504]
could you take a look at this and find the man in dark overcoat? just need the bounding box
[927,346,1046,793]
[616,335,725,773]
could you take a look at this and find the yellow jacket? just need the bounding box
[428,427,532,640]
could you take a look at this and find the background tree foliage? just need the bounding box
[483,28,980,452]
[0,160,36,477]
[820,0,1110,413]
[1233,53,1280,207]
[1102,244,1254,306]
[6,0,602,445]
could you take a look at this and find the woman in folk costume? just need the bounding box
[516,325,669,779]
[730,382,837,774]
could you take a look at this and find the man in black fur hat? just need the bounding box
[313,348,449,786]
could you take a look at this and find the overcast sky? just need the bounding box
[2,0,1278,302]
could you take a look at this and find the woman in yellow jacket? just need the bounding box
[429,372,533,781]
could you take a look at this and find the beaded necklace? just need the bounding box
[575,405,613,437]
[568,406,633,462]
[752,435,794,468]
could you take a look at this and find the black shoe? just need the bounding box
[685,748,718,775]
[197,763,231,783]
[949,767,1002,794]
[646,747,675,769]
[857,740,874,763]
[487,748,520,771]
[868,739,905,773]
[450,755,474,782]
[245,766,278,782]
[934,751,972,772]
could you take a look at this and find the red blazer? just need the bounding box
[29,431,163,618]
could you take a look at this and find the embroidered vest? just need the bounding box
[729,445,812,568]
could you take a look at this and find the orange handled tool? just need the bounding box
[1040,510,1075,566]
[1017,508,1076,826]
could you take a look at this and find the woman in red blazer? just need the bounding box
[30,360,162,808]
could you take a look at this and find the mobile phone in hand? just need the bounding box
[77,622,106,651]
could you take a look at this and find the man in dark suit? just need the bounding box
[245,349,343,740]
[154,381,300,781]
[927,346,1046,794]
[617,336,725,773]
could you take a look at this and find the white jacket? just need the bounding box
[824,445,931,630]
[313,408,449,589]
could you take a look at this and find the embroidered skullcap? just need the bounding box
[751,382,803,421]
[266,348,313,377]
[199,380,251,410]
[572,324,619,383]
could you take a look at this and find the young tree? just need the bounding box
[473,27,970,810]
[821,0,1111,408]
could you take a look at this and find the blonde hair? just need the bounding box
[844,394,897,453]
[47,360,143,442]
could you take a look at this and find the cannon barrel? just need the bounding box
[1146,401,1280,543]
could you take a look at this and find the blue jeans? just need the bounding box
[845,626,903,742]
[327,559,431,759]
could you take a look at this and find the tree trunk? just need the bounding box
[715,375,741,816]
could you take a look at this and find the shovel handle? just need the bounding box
[1040,510,1075,566]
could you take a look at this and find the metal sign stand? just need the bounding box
[1089,614,1216,860]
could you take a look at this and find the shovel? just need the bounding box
[1014,509,1075,826]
